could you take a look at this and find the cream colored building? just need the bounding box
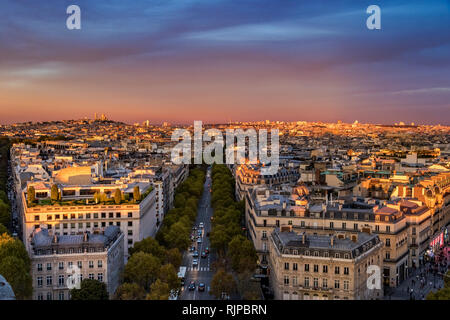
[22,183,157,259]
[268,228,384,300]
[30,225,124,300]
[245,185,410,287]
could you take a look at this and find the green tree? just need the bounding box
[164,221,190,251]
[166,248,182,269]
[123,252,160,291]
[0,200,10,227]
[94,192,100,204]
[128,237,165,261]
[0,233,30,268]
[228,235,257,274]
[114,283,146,300]
[0,223,8,235]
[158,264,180,291]
[210,269,237,299]
[0,256,32,300]
[146,279,170,300]
[70,279,109,300]
[51,184,59,201]
[114,188,122,205]
[27,186,35,206]
[133,186,141,202]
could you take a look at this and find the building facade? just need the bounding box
[268,228,384,300]
[30,225,124,300]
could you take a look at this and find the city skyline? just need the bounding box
[0,0,450,125]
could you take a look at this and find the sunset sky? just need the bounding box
[0,0,449,125]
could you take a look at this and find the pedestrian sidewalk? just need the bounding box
[388,262,446,300]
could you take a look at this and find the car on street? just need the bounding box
[193,251,199,258]
[198,283,206,292]
[192,226,197,231]
[205,247,209,254]
[189,246,195,252]
[197,229,202,236]
[197,238,202,244]
[201,251,207,258]
[199,222,204,228]
[188,281,196,291]
[192,259,198,267]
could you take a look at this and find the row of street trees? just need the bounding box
[0,137,11,230]
[0,137,32,299]
[209,164,260,299]
[113,167,206,300]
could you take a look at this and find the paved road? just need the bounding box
[179,166,216,300]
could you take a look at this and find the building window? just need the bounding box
[116,212,121,218]
[386,239,390,247]
[344,280,349,291]
[342,222,346,229]
[386,252,390,260]
[37,264,43,272]
[128,212,133,218]
[77,261,82,269]
[292,276,298,286]
[375,225,379,232]
[314,265,319,272]
[98,273,103,282]
[101,213,106,219]
[344,267,349,275]
[313,278,318,288]
[46,292,52,300]
[386,226,390,232]
[284,276,289,285]
[46,276,52,286]
[47,263,52,271]
[128,221,133,227]
[98,260,103,268]
[335,280,340,289]
[37,277,43,288]
[263,219,267,227]
[304,277,310,287]
[58,275,64,287]
[284,262,289,270]
[89,261,94,268]
[335,253,340,259]
[323,265,328,273]
[59,292,64,300]
[335,266,340,274]
[89,273,94,280]
[330,222,334,229]
[37,293,44,300]
[293,263,298,271]
[304,264,309,272]
[354,223,358,230]
[323,278,328,289]
[301,221,305,227]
